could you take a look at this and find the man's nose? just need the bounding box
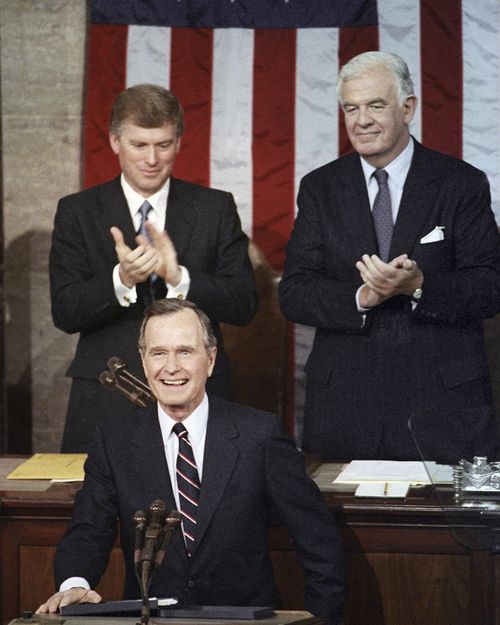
[144,146,159,164]
[355,107,373,126]
[163,353,180,372]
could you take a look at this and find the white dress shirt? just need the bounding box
[158,395,208,509]
[360,136,414,218]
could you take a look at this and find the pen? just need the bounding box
[383,482,388,496]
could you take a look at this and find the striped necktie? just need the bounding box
[372,169,393,262]
[172,422,200,555]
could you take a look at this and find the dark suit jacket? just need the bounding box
[279,140,500,462]
[54,398,345,625]
[50,177,258,450]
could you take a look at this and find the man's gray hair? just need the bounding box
[138,299,217,354]
[337,51,415,105]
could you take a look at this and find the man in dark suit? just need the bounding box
[36,300,345,625]
[50,84,258,452]
[279,51,500,463]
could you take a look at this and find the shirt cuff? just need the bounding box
[355,285,371,313]
[59,577,90,592]
[166,265,190,299]
[113,264,138,307]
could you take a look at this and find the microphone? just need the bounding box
[99,357,155,408]
[155,510,181,567]
[133,510,147,566]
[140,499,166,565]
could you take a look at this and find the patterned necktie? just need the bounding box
[137,200,153,237]
[172,422,200,555]
[137,200,157,299]
[372,169,393,262]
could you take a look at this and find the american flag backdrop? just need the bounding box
[85,0,500,436]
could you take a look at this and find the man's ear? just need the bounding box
[403,95,418,124]
[140,352,147,377]
[109,132,120,155]
[207,347,217,378]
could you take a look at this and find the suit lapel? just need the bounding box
[165,178,198,259]
[98,177,153,304]
[336,155,380,259]
[130,405,188,562]
[98,177,138,248]
[389,140,439,258]
[191,400,239,555]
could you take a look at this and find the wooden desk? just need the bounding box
[7,611,322,625]
[0,458,498,625]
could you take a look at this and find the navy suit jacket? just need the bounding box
[54,398,345,625]
[279,140,500,462]
[50,177,258,450]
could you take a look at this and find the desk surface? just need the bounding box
[1,456,499,625]
[7,610,320,625]
[0,456,488,521]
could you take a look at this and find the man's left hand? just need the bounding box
[136,223,182,286]
[356,253,423,307]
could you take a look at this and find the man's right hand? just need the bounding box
[110,226,159,288]
[35,587,102,614]
[356,253,423,308]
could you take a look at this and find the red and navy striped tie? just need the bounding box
[173,422,200,555]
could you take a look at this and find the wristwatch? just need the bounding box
[412,287,423,301]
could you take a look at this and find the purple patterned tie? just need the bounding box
[372,169,393,262]
[173,422,200,556]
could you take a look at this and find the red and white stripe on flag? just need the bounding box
[84,0,500,438]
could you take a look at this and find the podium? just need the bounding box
[1,457,500,625]
[7,611,323,625]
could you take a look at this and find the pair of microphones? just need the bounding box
[134,500,181,579]
[133,502,180,625]
[100,357,155,408]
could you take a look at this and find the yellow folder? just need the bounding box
[6,453,87,481]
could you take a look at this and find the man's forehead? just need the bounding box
[145,311,202,339]
[118,120,177,138]
[341,67,396,97]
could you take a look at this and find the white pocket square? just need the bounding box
[420,226,445,244]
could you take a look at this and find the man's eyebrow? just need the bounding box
[343,97,388,107]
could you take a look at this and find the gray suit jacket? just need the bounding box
[54,399,345,625]
[279,140,500,462]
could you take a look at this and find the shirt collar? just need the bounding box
[158,393,209,447]
[360,136,414,189]
[120,174,170,215]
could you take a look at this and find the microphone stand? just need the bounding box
[133,502,181,625]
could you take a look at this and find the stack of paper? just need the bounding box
[333,460,453,499]
[6,453,87,482]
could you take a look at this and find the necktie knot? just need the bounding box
[173,422,188,437]
[373,168,389,186]
[137,201,153,236]
[139,200,152,220]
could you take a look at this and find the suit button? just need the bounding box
[187,580,195,588]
